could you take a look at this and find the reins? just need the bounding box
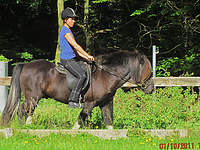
[91,61,151,89]
[92,61,130,82]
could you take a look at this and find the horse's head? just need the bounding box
[137,77,154,94]
[129,50,154,94]
[94,50,154,94]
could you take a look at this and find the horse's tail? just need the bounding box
[1,63,25,126]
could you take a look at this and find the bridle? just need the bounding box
[137,80,149,89]
[92,61,130,81]
[90,61,150,89]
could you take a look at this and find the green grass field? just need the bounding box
[0,131,199,150]
[0,87,200,149]
[3,87,197,131]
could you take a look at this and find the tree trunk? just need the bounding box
[84,0,94,55]
[55,0,64,65]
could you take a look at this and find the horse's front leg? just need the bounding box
[72,101,96,130]
[100,99,113,130]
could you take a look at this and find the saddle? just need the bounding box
[55,60,91,91]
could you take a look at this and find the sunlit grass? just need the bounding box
[0,86,200,149]
[0,86,199,130]
[0,131,199,150]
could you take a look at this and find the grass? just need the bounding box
[0,86,199,149]
[16,86,198,130]
[0,131,199,150]
[0,86,199,130]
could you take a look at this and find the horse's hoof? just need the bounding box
[26,116,32,125]
[68,102,85,108]
[72,121,80,130]
[107,126,113,130]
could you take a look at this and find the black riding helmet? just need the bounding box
[61,7,78,20]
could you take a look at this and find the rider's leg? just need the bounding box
[60,58,86,108]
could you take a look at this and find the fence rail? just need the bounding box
[0,77,11,86]
[0,77,200,87]
[123,77,200,87]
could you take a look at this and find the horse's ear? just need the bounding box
[139,54,145,66]
[135,50,145,65]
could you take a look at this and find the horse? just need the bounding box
[1,50,154,129]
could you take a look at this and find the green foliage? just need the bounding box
[31,98,81,129]
[1,0,200,76]
[18,52,34,62]
[10,52,35,66]
[3,86,199,130]
[157,52,200,76]
[92,0,112,3]
[0,54,12,62]
[113,87,199,129]
[0,0,56,63]
[130,5,151,16]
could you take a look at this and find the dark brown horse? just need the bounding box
[1,50,154,128]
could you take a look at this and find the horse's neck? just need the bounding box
[97,65,131,87]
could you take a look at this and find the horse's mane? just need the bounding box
[95,50,145,66]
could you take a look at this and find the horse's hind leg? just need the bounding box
[18,97,39,125]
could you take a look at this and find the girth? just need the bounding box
[55,60,91,91]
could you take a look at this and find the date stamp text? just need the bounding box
[159,143,200,149]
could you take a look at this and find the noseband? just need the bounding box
[137,82,148,89]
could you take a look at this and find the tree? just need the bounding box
[55,0,64,65]
[1,0,200,76]
[0,0,57,62]
[83,0,94,55]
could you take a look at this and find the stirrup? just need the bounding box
[68,95,84,108]
[68,102,85,108]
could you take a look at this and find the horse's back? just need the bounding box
[21,59,55,80]
[23,59,55,70]
[20,59,56,98]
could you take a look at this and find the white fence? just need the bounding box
[1,77,200,87]
[0,62,8,112]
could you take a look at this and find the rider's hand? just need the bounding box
[88,55,95,61]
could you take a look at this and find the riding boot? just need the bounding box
[68,92,85,108]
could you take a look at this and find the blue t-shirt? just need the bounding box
[60,26,76,60]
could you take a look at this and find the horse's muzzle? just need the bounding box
[140,77,154,94]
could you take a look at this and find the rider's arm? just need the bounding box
[64,33,94,61]
[76,51,88,60]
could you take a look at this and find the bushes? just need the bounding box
[1,87,199,130]
[113,87,199,129]
[29,87,200,130]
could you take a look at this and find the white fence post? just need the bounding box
[0,61,8,113]
[152,45,156,78]
[152,45,158,102]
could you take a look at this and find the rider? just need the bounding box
[60,7,94,108]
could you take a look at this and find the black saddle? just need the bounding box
[55,60,91,91]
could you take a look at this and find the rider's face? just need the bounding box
[66,17,75,28]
